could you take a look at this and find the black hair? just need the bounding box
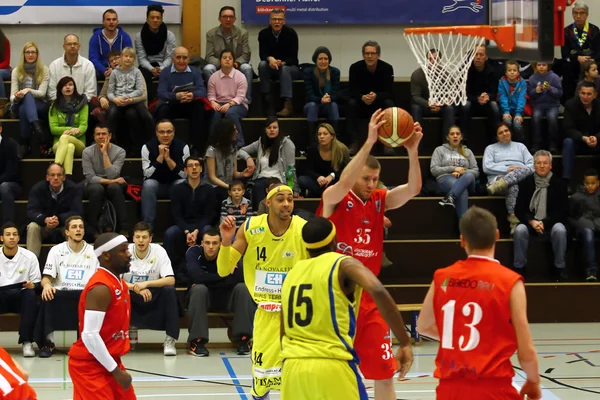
[220,49,234,59]
[133,221,153,235]
[203,228,221,241]
[302,217,335,255]
[261,116,284,167]
[103,9,118,20]
[209,118,236,155]
[580,80,597,91]
[219,6,235,17]
[584,168,599,179]
[0,222,17,236]
[94,122,111,133]
[185,156,203,168]
[147,4,165,17]
[156,119,175,130]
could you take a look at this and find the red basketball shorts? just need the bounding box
[69,358,136,400]
[437,378,522,400]
[354,293,398,380]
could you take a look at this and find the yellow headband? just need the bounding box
[305,224,336,249]
[266,185,293,200]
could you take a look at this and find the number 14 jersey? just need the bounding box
[433,256,523,381]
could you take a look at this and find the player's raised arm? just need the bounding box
[217,215,248,277]
[339,257,413,379]
[385,123,423,210]
[510,280,542,400]
[416,282,439,340]
[321,110,386,215]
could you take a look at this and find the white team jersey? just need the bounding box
[0,247,41,287]
[123,243,174,284]
[43,241,99,290]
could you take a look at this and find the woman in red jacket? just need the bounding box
[0,29,10,98]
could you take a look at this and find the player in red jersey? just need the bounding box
[417,206,541,400]
[317,109,422,399]
[68,233,135,400]
[0,345,36,400]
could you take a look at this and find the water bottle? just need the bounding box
[286,166,294,189]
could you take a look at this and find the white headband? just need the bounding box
[94,235,128,257]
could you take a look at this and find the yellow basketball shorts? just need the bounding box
[251,308,282,398]
[281,358,368,400]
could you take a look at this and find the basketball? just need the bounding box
[377,107,414,147]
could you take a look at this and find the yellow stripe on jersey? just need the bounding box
[281,252,362,362]
[242,214,308,306]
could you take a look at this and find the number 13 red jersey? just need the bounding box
[432,256,523,381]
[317,189,386,276]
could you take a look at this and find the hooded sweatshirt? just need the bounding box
[430,143,479,181]
[569,185,600,231]
[526,70,562,109]
[498,75,527,116]
[89,27,133,78]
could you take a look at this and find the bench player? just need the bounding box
[218,184,308,399]
[317,109,423,399]
[417,206,541,400]
[281,217,413,400]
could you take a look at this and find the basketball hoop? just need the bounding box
[404,25,516,106]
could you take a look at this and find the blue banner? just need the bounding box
[241,0,488,25]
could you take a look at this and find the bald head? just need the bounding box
[173,46,190,72]
[63,34,80,57]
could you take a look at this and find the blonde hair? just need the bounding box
[313,62,331,89]
[447,125,467,159]
[317,123,349,171]
[121,47,136,60]
[16,42,45,84]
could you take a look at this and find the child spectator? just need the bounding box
[577,60,600,94]
[220,180,253,227]
[568,168,600,282]
[498,60,526,142]
[527,61,562,153]
[256,177,281,215]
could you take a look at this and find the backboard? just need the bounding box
[487,0,565,61]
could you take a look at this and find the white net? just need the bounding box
[404,31,486,106]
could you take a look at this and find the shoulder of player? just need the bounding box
[15,247,38,263]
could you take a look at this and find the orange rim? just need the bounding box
[404,25,516,52]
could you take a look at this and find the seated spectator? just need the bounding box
[527,61,562,153]
[498,60,526,142]
[186,228,254,356]
[238,116,298,208]
[94,50,122,121]
[577,60,600,94]
[220,180,253,227]
[568,168,600,281]
[303,46,340,145]
[411,49,455,145]
[258,8,299,117]
[431,125,479,219]
[208,49,248,148]
[256,177,282,215]
[10,41,49,158]
[203,6,253,103]
[26,163,83,258]
[89,9,133,80]
[298,123,349,198]
[106,47,153,156]
[514,150,569,280]
[156,46,207,153]
[0,122,22,224]
[48,34,96,102]
[81,123,129,237]
[135,4,176,86]
[49,76,88,175]
[36,216,98,357]
[205,118,254,204]
[561,81,600,183]
[460,45,501,144]
[164,156,216,267]
[141,120,190,228]
[0,29,10,98]
[561,1,600,102]
[347,40,394,153]
[483,123,534,234]
[0,222,41,357]
[125,222,181,356]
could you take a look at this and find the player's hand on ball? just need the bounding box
[367,109,386,145]
[112,367,133,390]
[403,122,423,152]
[395,343,414,379]
[219,216,237,243]
[520,379,541,399]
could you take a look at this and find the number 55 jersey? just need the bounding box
[433,256,523,381]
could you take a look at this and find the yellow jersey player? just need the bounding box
[218,184,307,400]
[280,217,413,400]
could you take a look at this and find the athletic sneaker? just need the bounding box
[39,340,55,358]
[22,342,35,358]
[237,336,251,355]
[189,339,209,357]
[438,194,456,209]
[163,336,177,356]
[586,272,598,282]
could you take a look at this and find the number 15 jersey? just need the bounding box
[433,256,523,381]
